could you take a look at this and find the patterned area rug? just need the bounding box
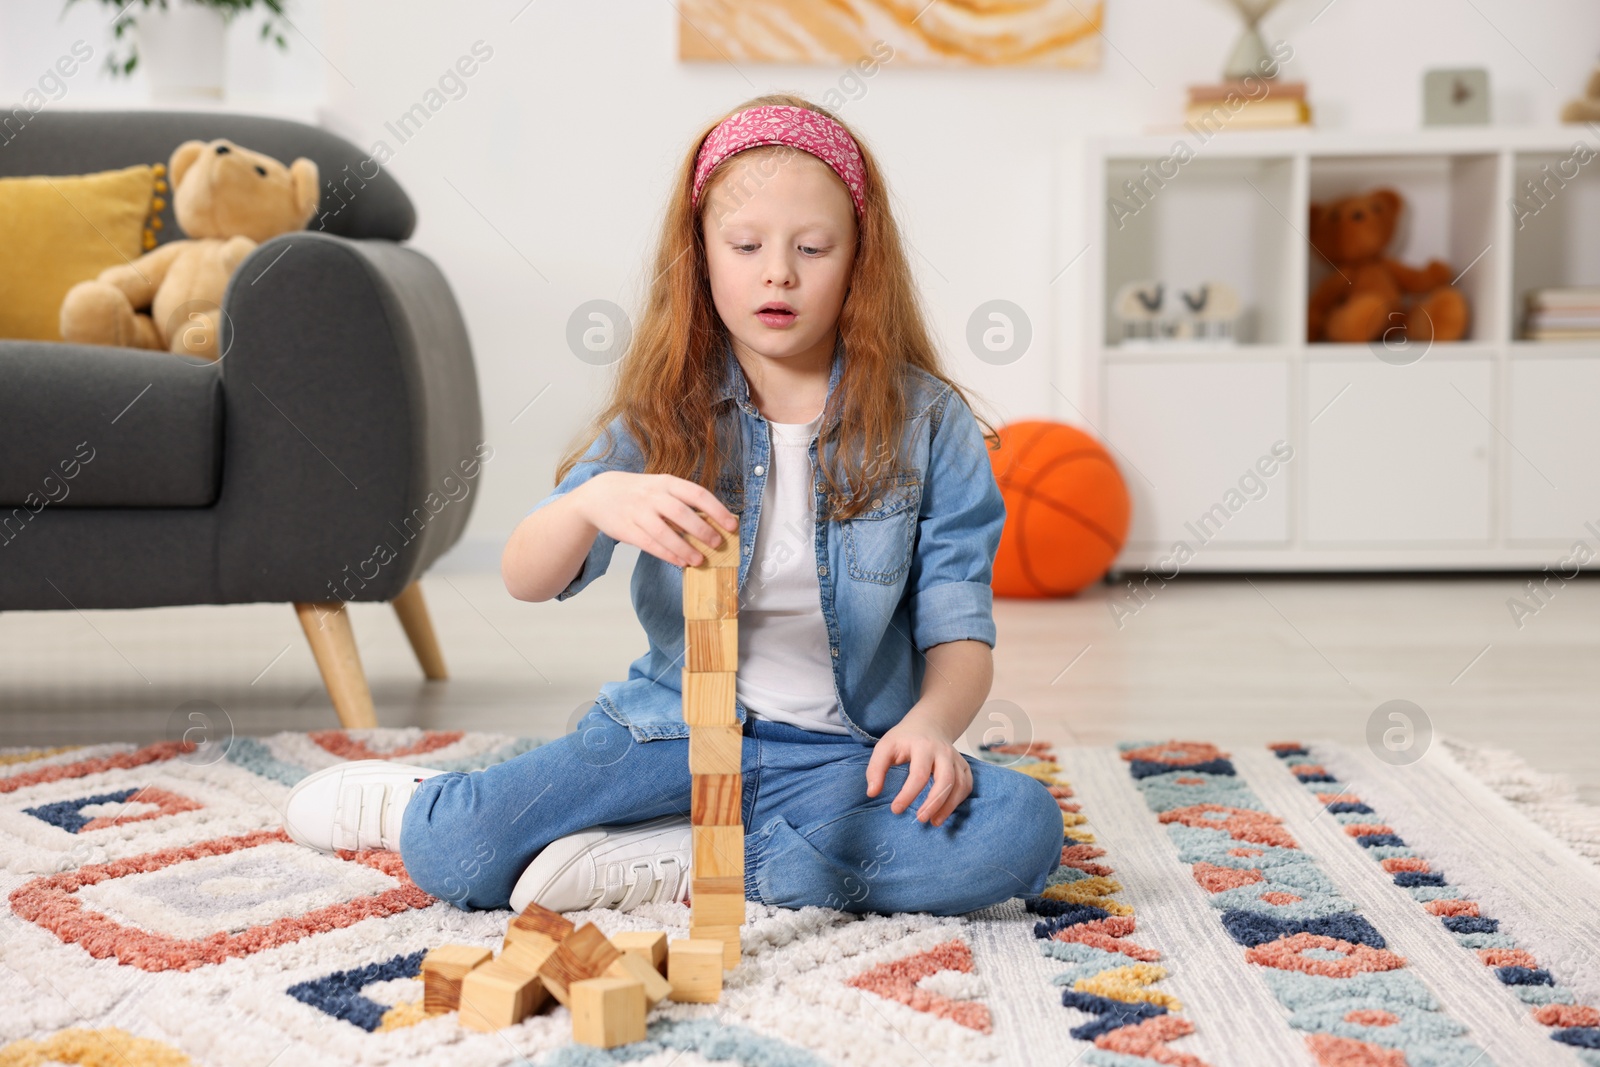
[2,729,1598,1066]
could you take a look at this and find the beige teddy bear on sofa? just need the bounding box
[60,139,319,361]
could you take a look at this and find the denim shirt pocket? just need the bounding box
[842,469,922,584]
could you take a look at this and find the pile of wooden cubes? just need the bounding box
[421,903,730,1047]
[416,510,747,1049]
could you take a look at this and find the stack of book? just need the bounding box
[1524,287,1600,341]
[1185,81,1311,129]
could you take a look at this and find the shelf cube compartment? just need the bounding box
[1510,147,1600,342]
[1307,152,1500,344]
[1103,155,1297,347]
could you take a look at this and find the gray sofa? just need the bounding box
[0,111,484,728]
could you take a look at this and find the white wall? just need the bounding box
[6,0,1598,564]
[0,0,324,114]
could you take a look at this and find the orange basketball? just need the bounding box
[988,420,1131,598]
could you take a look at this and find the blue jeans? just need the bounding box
[398,706,1064,916]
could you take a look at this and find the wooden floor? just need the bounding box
[3,550,1595,803]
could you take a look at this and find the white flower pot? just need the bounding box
[138,1,228,102]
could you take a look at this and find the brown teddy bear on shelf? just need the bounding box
[60,139,319,361]
[1307,187,1468,344]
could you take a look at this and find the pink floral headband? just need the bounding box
[691,104,867,218]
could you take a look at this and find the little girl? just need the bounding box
[283,94,1064,918]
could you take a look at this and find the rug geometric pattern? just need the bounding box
[1,729,1596,1066]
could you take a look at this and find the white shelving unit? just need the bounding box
[1078,127,1600,572]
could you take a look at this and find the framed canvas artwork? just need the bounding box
[678,0,1104,69]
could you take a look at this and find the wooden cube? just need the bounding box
[421,944,492,1014]
[537,922,621,1007]
[682,670,737,726]
[605,949,672,1006]
[683,516,740,568]
[505,901,574,956]
[685,618,737,672]
[689,722,742,774]
[690,875,745,927]
[571,976,647,1048]
[668,938,724,1003]
[692,824,744,879]
[691,773,742,824]
[683,565,738,620]
[500,936,558,977]
[688,923,742,969]
[608,930,668,975]
[459,957,546,1031]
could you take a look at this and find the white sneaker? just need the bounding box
[510,813,694,914]
[283,759,445,853]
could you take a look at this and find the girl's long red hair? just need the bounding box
[554,92,998,521]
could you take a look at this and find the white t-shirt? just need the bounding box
[736,409,851,734]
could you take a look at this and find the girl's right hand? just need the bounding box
[573,471,739,568]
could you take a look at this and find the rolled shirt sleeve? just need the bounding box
[527,417,641,602]
[906,388,1006,652]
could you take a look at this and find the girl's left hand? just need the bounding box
[865,718,974,827]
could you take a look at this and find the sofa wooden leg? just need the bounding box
[392,580,449,681]
[294,601,378,729]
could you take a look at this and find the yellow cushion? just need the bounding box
[0,164,159,341]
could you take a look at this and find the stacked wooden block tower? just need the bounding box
[681,515,745,970]
[417,512,744,1048]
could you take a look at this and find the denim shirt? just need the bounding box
[529,335,1006,744]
